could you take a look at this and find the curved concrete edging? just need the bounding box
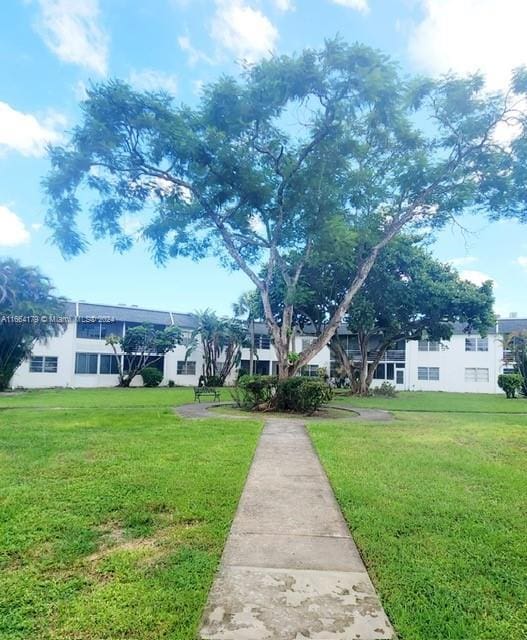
[174,401,392,422]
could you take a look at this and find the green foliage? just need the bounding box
[372,381,398,398]
[503,331,527,396]
[276,378,333,414]
[0,259,67,390]
[43,39,527,378]
[168,379,175,387]
[234,374,332,414]
[107,323,181,387]
[233,374,277,409]
[187,309,245,386]
[498,373,524,399]
[140,367,163,387]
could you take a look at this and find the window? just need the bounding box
[465,368,489,382]
[75,353,98,374]
[100,321,123,339]
[301,338,313,352]
[373,363,395,380]
[396,369,404,385]
[373,363,386,380]
[465,337,488,352]
[254,334,270,349]
[100,354,120,374]
[418,340,440,351]
[301,365,319,377]
[418,367,440,381]
[76,322,102,339]
[30,356,58,373]
[177,360,196,375]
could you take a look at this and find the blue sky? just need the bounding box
[1,0,526,317]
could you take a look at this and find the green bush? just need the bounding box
[168,379,175,387]
[497,373,524,399]
[232,374,332,414]
[275,376,305,409]
[276,377,333,414]
[233,374,277,409]
[141,367,163,387]
[372,381,398,397]
[205,375,223,387]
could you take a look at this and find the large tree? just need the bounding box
[0,259,67,390]
[44,40,527,379]
[255,231,495,393]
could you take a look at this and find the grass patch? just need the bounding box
[309,412,527,640]
[0,389,261,640]
[0,386,198,409]
[335,390,527,413]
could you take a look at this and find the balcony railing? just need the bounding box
[344,349,405,362]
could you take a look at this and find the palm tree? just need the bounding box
[188,309,246,385]
[0,259,67,390]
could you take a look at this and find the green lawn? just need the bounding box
[309,411,527,640]
[0,388,262,640]
[335,390,527,413]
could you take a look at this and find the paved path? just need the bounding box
[188,410,394,640]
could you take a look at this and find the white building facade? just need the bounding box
[10,301,520,394]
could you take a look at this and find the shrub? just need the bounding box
[141,367,163,387]
[498,373,524,399]
[372,381,398,398]
[233,374,277,409]
[276,377,333,414]
[205,375,223,387]
[168,379,175,387]
[232,374,333,414]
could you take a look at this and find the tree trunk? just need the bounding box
[249,318,255,375]
[357,333,371,396]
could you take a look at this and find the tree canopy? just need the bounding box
[44,39,527,378]
[0,259,67,390]
[256,231,495,393]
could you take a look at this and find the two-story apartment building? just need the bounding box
[10,301,523,394]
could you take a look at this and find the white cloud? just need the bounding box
[178,34,216,66]
[0,102,62,157]
[273,0,294,11]
[408,0,527,91]
[211,1,278,62]
[516,256,527,271]
[448,256,478,268]
[129,69,178,95]
[121,215,143,239]
[35,0,109,75]
[31,223,43,231]
[460,269,493,286]
[0,206,30,246]
[330,0,370,13]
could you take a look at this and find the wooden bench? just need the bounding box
[194,386,221,402]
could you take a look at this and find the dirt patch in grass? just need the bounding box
[208,404,356,420]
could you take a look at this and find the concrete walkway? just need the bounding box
[197,416,394,640]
